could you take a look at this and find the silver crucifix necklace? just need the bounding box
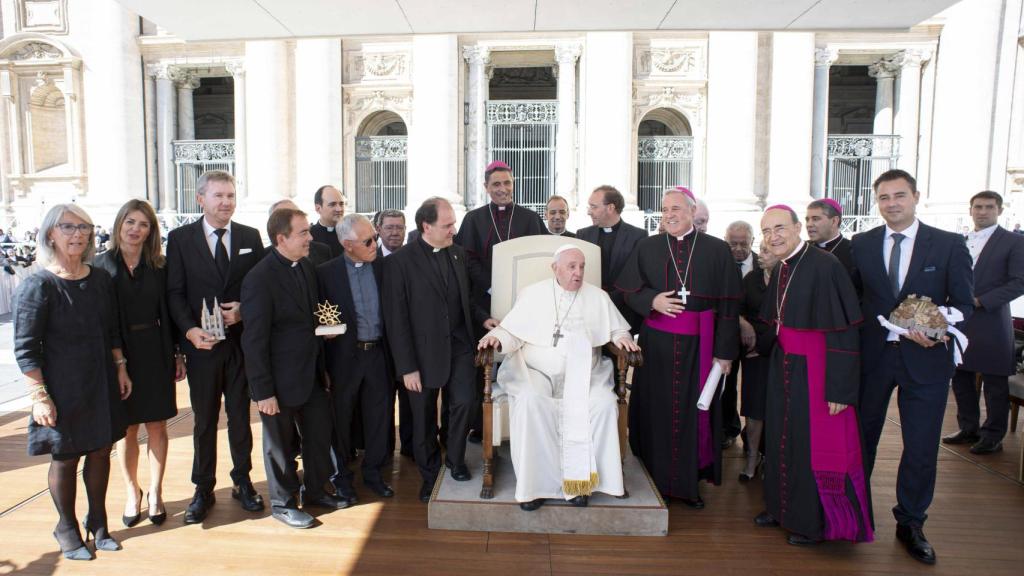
[774,246,808,334]
[666,231,698,307]
[488,203,515,242]
[551,280,579,346]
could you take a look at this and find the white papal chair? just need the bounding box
[474,235,642,499]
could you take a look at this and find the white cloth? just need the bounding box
[488,279,630,502]
[966,224,997,266]
[202,217,231,259]
[883,219,919,341]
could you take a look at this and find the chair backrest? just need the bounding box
[490,236,601,320]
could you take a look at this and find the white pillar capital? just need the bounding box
[868,57,900,79]
[175,70,201,91]
[895,48,932,69]
[814,47,838,68]
[225,60,246,78]
[555,42,582,65]
[462,45,491,66]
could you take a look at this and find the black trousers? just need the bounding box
[260,385,333,508]
[331,346,393,489]
[722,360,742,438]
[860,345,947,528]
[388,383,413,455]
[186,341,253,493]
[407,351,476,482]
[951,369,1010,442]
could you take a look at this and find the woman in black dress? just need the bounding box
[95,200,184,528]
[738,242,779,482]
[14,204,132,560]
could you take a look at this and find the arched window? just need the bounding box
[354,110,408,213]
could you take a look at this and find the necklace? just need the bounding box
[488,203,515,243]
[551,280,579,346]
[665,231,698,307]
[774,246,808,334]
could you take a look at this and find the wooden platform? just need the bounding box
[0,383,1022,575]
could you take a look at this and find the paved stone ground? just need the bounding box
[0,313,27,410]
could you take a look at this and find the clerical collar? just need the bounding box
[782,242,806,264]
[344,255,365,268]
[674,226,695,241]
[491,202,513,212]
[271,248,300,267]
[317,221,335,232]
[818,232,842,248]
[418,236,444,254]
[601,220,622,234]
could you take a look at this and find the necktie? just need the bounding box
[213,228,229,280]
[888,232,904,297]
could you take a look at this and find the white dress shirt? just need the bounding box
[883,218,919,340]
[202,217,231,260]
[738,253,754,278]
[966,223,997,267]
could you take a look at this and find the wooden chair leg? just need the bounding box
[1011,402,1019,433]
[481,397,494,499]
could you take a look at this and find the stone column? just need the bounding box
[154,64,178,212]
[295,38,343,205]
[810,47,838,199]
[463,45,490,209]
[555,42,582,207]
[409,35,462,213]
[869,57,899,135]
[176,70,199,140]
[894,49,931,174]
[226,61,248,199]
[766,32,815,211]
[245,40,293,207]
[143,67,159,205]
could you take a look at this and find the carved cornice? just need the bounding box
[7,41,62,61]
[635,45,705,80]
[347,51,409,83]
[633,85,705,129]
[344,89,412,128]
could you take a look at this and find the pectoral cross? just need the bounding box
[678,286,689,306]
[552,328,563,347]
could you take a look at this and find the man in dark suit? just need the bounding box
[374,209,414,458]
[317,214,395,501]
[805,198,858,285]
[544,195,575,237]
[722,220,761,447]
[310,185,345,258]
[851,169,973,565]
[577,185,647,331]
[241,208,348,528]
[384,197,489,502]
[166,170,266,523]
[944,191,1024,455]
[271,199,332,265]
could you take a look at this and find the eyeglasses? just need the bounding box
[360,237,375,247]
[56,223,92,236]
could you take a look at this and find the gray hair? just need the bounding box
[663,187,696,207]
[268,198,299,215]
[37,203,96,264]
[197,169,235,196]
[726,220,754,238]
[337,213,372,241]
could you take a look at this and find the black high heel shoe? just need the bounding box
[83,514,122,552]
[148,492,166,526]
[122,488,142,527]
[738,455,764,483]
[53,526,93,561]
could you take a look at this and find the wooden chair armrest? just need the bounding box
[603,342,644,369]
[475,346,494,368]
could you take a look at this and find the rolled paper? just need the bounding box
[696,361,724,411]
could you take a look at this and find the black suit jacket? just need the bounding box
[851,222,974,384]
[316,256,393,386]
[961,226,1024,375]
[577,220,648,330]
[166,219,265,352]
[240,250,325,407]
[547,229,577,238]
[308,241,333,267]
[383,241,481,388]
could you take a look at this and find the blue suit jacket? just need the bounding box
[851,222,974,384]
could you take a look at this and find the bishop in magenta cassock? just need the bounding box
[754,206,873,546]
[614,187,741,509]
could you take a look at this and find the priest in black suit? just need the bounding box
[945,191,1024,454]
[241,208,348,529]
[805,198,857,289]
[310,185,345,258]
[166,170,266,523]
[271,199,332,265]
[721,220,761,447]
[851,169,973,565]
[317,214,395,501]
[544,195,575,237]
[384,197,490,502]
[577,185,647,331]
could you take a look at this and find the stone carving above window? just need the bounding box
[346,51,410,83]
[8,41,63,61]
[635,45,705,80]
[16,0,69,35]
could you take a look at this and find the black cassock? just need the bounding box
[615,229,741,499]
[454,202,545,313]
[758,244,873,542]
[810,236,858,293]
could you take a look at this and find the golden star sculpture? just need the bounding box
[315,301,341,326]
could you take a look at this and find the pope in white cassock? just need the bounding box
[477,245,640,511]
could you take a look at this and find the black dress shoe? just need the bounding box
[419,480,434,503]
[122,488,142,527]
[941,430,980,445]
[332,482,359,505]
[448,463,472,482]
[184,490,215,524]
[520,499,545,511]
[896,525,937,565]
[969,438,1003,455]
[365,481,395,498]
[467,429,483,444]
[232,481,265,512]
[680,496,705,509]
[568,496,589,507]
[271,506,315,529]
[787,533,821,546]
[754,511,779,527]
[304,492,352,510]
